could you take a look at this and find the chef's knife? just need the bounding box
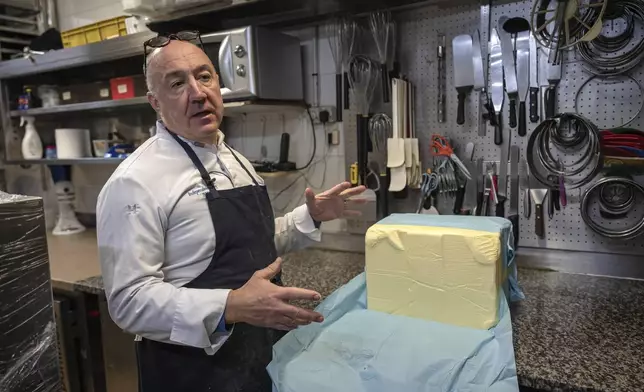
[529,33,539,123]
[463,160,478,214]
[497,17,518,129]
[452,34,475,125]
[495,144,509,217]
[516,31,530,137]
[490,29,504,145]
[472,30,487,137]
[545,55,562,119]
[519,159,531,218]
[509,146,520,248]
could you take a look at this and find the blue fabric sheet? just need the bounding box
[268,273,519,392]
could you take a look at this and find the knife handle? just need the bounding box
[547,189,554,218]
[453,186,466,214]
[519,101,527,137]
[508,214,519,249]
[335,73,343,122]
[509,98,517,128]
[438,94,446,123]
[343,72,350,110]
[529,87,539,123]
[535,203,545,238]
[457,91,466,125]
[523,189,531,218]
[545,85,556,118]
[495,196,506,217]
[476,191,484,216]
[494,113,503,145]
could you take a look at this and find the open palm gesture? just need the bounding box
[305,182,367,222]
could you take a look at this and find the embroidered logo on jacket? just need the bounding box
[188,184,210,197]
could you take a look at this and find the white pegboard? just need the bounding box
[374,0,644,255]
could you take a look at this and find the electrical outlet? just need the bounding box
[308,106,336,124]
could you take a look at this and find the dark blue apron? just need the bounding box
[135,131,282,392]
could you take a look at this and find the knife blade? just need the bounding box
[495,144,509,217]
[490,28,504,145]
[509,145,520,248]
[497,16,518,129]
[516,31,530,137]
[519,158,531,218]
[463,160,478,213]
[472,30,487,137]
[529,33,539,123]
[452,34,475,125]
[545,52,562,119]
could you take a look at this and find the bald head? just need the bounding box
[145,40,224,144]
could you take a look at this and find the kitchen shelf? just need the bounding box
[5,158,126,165]
[9,97,306,117]
[10,96,150,117]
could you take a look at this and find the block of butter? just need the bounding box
[366,214,512,330]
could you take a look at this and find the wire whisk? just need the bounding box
[348,55,380,115]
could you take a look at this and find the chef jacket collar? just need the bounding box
[155,121,225,152]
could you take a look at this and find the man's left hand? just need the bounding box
[305,182,367,222]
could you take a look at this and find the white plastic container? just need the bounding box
[55,129,91,159]
[21,116,43,159]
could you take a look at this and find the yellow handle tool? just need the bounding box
[350,162,359,185]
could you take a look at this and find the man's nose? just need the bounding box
[188,78,207,102]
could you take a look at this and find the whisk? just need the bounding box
[327,20,345,121]
[340,18,357,111]
[369,11,392,103]
[368,113,392,154]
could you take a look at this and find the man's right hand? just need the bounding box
[224,258,325,331]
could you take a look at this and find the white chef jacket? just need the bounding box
[96,121,321,355]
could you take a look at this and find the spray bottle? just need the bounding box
[20,116,43,159]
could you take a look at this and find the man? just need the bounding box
[96,32,366,392]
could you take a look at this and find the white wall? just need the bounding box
[57,0,125,31]
[5,24,349,233]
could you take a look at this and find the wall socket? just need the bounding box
[308,106,336,124]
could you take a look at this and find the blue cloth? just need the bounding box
[268,273,519,392]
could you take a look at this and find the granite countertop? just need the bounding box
[46,232,644,392]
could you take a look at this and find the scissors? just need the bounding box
[417,172,439,213]
[430,135,472,180]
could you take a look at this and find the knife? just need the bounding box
[509,146,520,248]
[495,144,508,217]
[462,160,478,214]
[516,31,530,137]
[452,35,475,125]
[545,50,562,119]
[497,17,518,129]
[539,46,550,121]
[519,159,531,218]
[490,28,504,145]
[472,30,487,137]
[529,33,539,123]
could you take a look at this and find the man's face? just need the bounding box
[146,40,224,144]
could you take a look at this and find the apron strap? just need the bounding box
[225,143,260,187]
[167,131,220,200]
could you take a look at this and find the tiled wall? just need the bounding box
[5,24,349,233]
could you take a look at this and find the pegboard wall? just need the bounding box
[344,0,644,255]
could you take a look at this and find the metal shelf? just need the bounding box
[10,96,151,117]
[0,25,38,36]
[5,158,125,165]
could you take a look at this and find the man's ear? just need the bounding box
[147,92,159,112]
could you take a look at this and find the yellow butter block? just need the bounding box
[366,224,504,329]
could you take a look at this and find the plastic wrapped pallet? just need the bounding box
[366,214,522,329]
[0,192,61,392]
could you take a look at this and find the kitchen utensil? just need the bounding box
[529,33,539,123]
[417,172,439,213]
[341,18,357,111]
[437,33,446,123]
[530,188,548,238]
[520,159,531,218]
[490,29,504,145]
[349,55,379,186]
[545,54,562,119]
[461,160,478,214]
[516,31,530,137]
[452,34,475,125]
[369,11,392,103]
[509,146,520,247]
[369,114,393,218]
[503,17,530,33]
[327,21,345,121]
[539,46,550,121]
[498,17,518,129]
[388,78,407,192]
[472,30,487,137]
[496,143,509,217]
[430,135,472,179]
